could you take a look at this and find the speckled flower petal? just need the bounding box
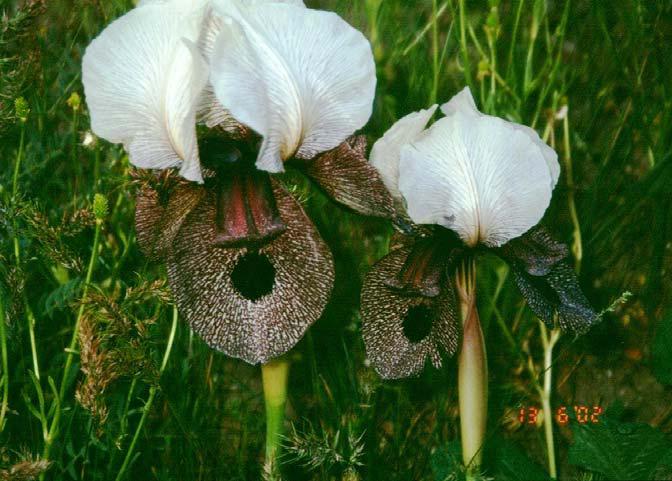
[135,176,206,261]
[361,246,460,379]
[497,225,568,276]
[167,179,334,364]
[209,3,376,172]
[512,261,598,334]
[82,3,209,182]
[303,136,395,219]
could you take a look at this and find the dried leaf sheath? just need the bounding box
[167,179,335,364]
[361,246,460,379]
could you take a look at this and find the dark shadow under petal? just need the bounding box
[166,179,334,364]
[361,246,460,379]
[497,225,568,276]
[135,176,205,261]
[302,136,396,219]
[384,237,449,298]
[513,261,598,334]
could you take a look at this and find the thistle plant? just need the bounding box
[362,87,598,477]
[81,0,387,474]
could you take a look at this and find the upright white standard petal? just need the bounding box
[194,1,306,133]
[370,105,437,201]
[441,87,560,189]
[398,108,556,247]
[82,4,209,182]
[210,3,376,172]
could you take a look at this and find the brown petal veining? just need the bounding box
[497,225,568,276]
[167,178,335,364]
[361,245,460,379]
[303,136,396,219]
[135,176,205,261]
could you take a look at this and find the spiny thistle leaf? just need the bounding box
[569,415,672,480]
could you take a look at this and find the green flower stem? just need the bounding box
[456,259,487,479]
[364,0,383,61]
[430,0,440,105]
[562,107,583,272]
[262,357,290,476]
[523,0,542,95]
[0,292,9,432]
[115,306,178,481]
[11,122,42,381]
[458,0,474,90]
[60,219,101,400]
[12,123,25,207]
[539,323,561,480]
[41,214,102,467]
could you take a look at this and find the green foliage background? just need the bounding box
[1,0,671,480]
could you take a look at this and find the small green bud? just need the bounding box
[486,7,499,30]
[67,92,81,112]
[15,97,30,123]
[477,58,490,81]
[93,193,108,223]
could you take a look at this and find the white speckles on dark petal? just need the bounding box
[497,225,568,276]
[135,180,205,261]
[304,136,396,219]
[361,246,460,379]
[513,261,597,334]
[166,179,334,364]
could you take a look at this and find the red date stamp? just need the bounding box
[518,406,603,425]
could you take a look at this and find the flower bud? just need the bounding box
[67,92,81,112]
[93,193,108,223]
[15,97,30,123]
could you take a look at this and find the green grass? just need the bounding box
[1,0,671,480]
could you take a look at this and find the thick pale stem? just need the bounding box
[456,260,487,478]
[262,358,290,476]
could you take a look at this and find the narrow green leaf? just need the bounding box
[652,310,672,385]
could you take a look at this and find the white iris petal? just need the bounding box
[370,105,438,202]
[398,87,559,247]
[209,3,376,173]
[441,87,560,189]
[82,3,209,182]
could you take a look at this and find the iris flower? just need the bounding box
[363,87,598,379]
[82,0,388,364]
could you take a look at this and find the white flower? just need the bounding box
[83,0,375,181]
[370,87,560,247]
[82,0,215,182]
[209,2,376,173]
